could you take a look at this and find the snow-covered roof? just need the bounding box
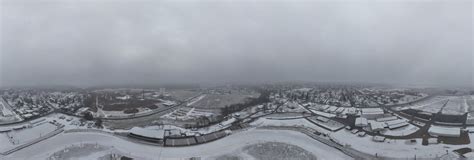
[220,117,236,127]
[311,110,336,118]
[335,107,345,113]
[370,121,386,131]
[387,122,409,129]
[361,108,384,115]
[376,116,398,122]
[385,119,407,126]
[428,125,460,137]
[321,105,330,110]
[130,127,165,139]
[328,106,338,112]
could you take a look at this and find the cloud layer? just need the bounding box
[1,0,472,87]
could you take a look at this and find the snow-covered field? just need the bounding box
[441,96,469,115]
[0,100,23,124]
[399,96,471,115]
[3,129,352,160]
[187,94,206,107]
[0,122,58,152]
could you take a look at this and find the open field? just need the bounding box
[190,93,259,110]
[168,90,202,101]
[0,99,23,124]
[0,122,58,152]
[398,96,472,115]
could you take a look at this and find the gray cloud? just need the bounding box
[0,0,472,87]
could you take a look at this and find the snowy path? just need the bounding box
[3,129,352,160]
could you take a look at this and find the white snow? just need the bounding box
[330,129,471,159]
[4,129,352,160]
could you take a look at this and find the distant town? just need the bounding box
[0,83,473,159]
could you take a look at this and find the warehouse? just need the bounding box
[361,108,385,119]
[428,125,461,137]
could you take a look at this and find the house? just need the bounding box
[355,117,368,127]
[346,107,358,115]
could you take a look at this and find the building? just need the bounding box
[376,116,398,122]
[361,108,385,119]
[428,125,461,137]
[355,117,368,127]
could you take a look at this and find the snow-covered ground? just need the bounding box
[0,122,59,152]
[0,99,23,124]
[187,94,206,107]
[400,96,471,115]
[2,129,352,160]
[330,129,472,159]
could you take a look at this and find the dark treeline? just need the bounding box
[221,90,271,116]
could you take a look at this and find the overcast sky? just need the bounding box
[0,0,472,88]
